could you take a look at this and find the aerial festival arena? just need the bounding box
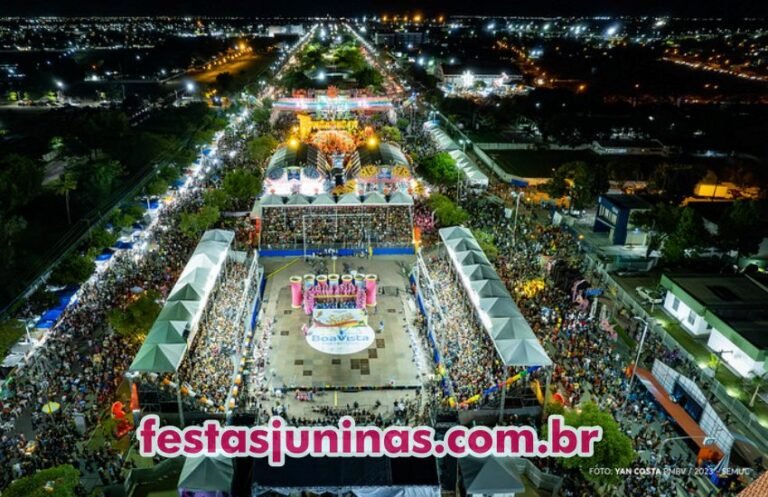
[253,88,416,256]
[261,260,424,393]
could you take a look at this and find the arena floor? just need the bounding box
[260,256,423,390]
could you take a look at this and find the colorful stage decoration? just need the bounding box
[310,130,357,154]
[457,366,542,408]
[295,274,374,314]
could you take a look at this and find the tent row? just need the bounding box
[438,226,552,367]
[448,150,489,188]
[260,190,414,208]
[129,229,235,373]
[423,122,489,188]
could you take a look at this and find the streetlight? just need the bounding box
[624,316,654,405]
[186,82,195,93]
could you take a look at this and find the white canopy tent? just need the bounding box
[448,150,489,188]
[130,229,234,373]
[438,227,552,368]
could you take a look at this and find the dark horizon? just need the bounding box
[0,0,766,19]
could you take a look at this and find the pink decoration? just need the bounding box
[290,277,303,309]
[365,275,378,307]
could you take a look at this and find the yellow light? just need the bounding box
[414,15,422,23]
[288,137,300,148]
[367,136,379,147]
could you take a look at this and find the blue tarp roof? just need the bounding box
[114,241,133,250]
[172,178,186,188]
[35,320,56,329]
[40,309,63,322]
[96,250,114,262]
[510,178,529,187]
[148,199,160,209]
[202,148,211,156]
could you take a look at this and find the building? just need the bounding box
[373,30,426,49]
[437,63,523,92]
[593,194,651,246]
[592,138,668,156]
[660,273,768,378]
[267,24,305,36]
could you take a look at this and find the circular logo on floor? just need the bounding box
[306,324,375,355]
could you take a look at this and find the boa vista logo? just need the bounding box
[307,324,375,354]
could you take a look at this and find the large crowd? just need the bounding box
[421,258,506,403]
[176,261,251,413]
[260,205,413,248]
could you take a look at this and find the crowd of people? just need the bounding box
[176,260,251,413]
[0,100,267,490]
[420,257,506,404]
[260,205,413,248]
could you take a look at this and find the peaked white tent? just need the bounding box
[438,227,552,368]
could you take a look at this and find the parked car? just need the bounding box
[635,286,664,305]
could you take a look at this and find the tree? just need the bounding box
[716,200,763,263]
[3,464,80,497]
[74,158,124,207]
[0,154,44,211]
[215,72,235,92]
[49,252,95,286]
[419,152,460,187]
[544,161,608,211]
[546,402,635,485]
[179,205,220,239]
[204,188,230,211]
[380,125,402,143]
[145,177,169,197]
[630,203,683,258]
[246,135,278,165]
[47,171,78,225]
[473,229,499,261]
[427,193,469,227]
[108,291,161,340]
[222,168,262,209]
[251,107,271,124]
[663,207,708,265]
[88,227,119,252]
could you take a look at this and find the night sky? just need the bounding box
[0,0,766,18]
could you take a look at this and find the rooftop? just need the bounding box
[601,194,652,211]
[662,273,768,350]
[441,62,520,76]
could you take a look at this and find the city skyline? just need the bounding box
[1,0,766,18]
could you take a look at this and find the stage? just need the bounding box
[263,257,422,390]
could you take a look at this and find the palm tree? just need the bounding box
[49,172,77,225]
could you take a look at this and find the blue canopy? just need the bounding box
[202,148,212,156]
[40,309,63,322]
[96,250,114,262]
[114,241,133,250]
[35,320,56,329]
[510,178,529,188]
